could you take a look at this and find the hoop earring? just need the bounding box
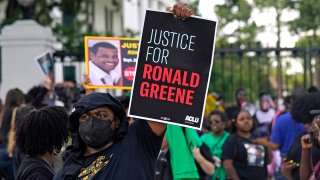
[53,148,61,156]
[53,145,66,156]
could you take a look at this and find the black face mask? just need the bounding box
[79,116,115,149]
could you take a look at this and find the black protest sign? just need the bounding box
[128,10,217,129]
[120,40,139,87]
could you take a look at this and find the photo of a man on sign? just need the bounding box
[88,40,123,86]
[35,52,54,76]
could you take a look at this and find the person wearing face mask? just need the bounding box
[201,110,229,180]
[235,89,256,117]
[254,93,275,137]
[55,92,166,180]
[225,89,256,131]
[15,106,69,180]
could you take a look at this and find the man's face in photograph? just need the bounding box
[91,47,119,73]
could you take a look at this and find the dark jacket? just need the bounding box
[55,93,128,180]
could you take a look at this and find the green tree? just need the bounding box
[253,0,292,98]
[253,0,292,47]
[0,0,52,26]
[210,0,269,103]
[287,0,320,46]
[0,0,104,59]
[287,0,320,87]
[215,0,261,47]
[295,35,320,48]
[210,51,274,103]
[188,0,200,16]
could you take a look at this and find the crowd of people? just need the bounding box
[3,76,320,180]
[1,3,320,180]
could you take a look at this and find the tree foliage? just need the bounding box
[0,0,53,26]
[253,0,291,47]
[0,0,103,58]
[287,0,320,87]
[215,0,261,48]
[287,0,320,44]
[295,35,320,47]
[210,52,275,103]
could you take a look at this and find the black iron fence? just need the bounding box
[51,47,320,103]
[210,47,320,103]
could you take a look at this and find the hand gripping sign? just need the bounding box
[129,10,217,130]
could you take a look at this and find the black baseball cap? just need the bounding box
[310,110,320,115]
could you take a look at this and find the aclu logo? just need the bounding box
[185,115,199,123]
[160,117,170,121]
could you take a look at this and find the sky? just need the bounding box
[198,0,300,48]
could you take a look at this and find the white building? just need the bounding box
[123,0,175,36]
[0,0,175,99]
[88,0,175,36]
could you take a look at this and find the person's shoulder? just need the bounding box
[251,132,262,139]
[17,157,54,180]
[229,133,237,138]
[276,112,291,122]
[281,111,290,117]
[127,119,151,135]
[200,132,212,141]
[128,118,144,127]
[269,108,276,114]
[26,171,53,180]
[225,133,237,143]
[109,67,121,82]
[53,154,82,180]
[201,132,211,138]
[2,108,14,119]
[110,69,121,77]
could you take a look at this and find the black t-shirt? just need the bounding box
[287,132,320,180]
[55,119,163,180]
[13,147,26,175]
[155,149,172,180]
[221,134,268,180]
[16,156,54,180]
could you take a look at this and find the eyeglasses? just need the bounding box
[209,120,222,125]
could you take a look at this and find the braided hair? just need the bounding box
[15,106,69,156]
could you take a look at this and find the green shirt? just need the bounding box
[201,131,230,180]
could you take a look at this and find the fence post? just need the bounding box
[303,48,308,90]
[276,49,282,99]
